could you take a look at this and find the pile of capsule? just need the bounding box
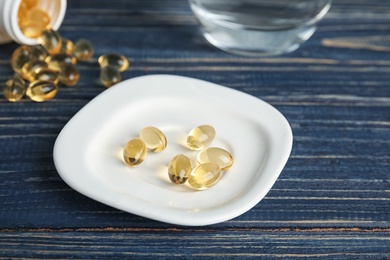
[123,125,234,191]
[3,0,129,102]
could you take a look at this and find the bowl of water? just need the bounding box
[188,0,332,56]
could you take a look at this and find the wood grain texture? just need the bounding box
[0,0,389,258]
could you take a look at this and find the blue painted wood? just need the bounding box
[0,0,389,258]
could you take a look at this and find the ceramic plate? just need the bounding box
[53,74,293,226]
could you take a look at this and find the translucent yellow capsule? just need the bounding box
[58,64,79,87]
[188,163,221,191]
[18,2,28,25]
[139,126,167,152]
[23,0,39,9]
[74,39,94,61]
[10,45,32,73]
[3,75,26,102]
[98,54,129,72]
[123,138,147,167]
[45,54,77,71]
[21,59,48,81]
[100,66,121,88]
[38,29,62,55]
[20,22,45,38]
[168,154,192,184]
[26,80,58,102]
[59,38,75,55]
[187,125,216,150]
[30,45,48,61]
[34,68,60,84]
[197,147,234,171]
[19,7,50,37]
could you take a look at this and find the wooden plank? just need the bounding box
[0,231,389,258]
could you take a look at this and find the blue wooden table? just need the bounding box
[0,0,389,258]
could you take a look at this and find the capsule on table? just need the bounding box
[188,163,221,190]
[187,125,216,150]
[139,126,167,152]
[123,138,147,167]
[59,38,75,55]
[30,45,49,61]
[168,154,192,184]
[3,75,26,102]
[74,39,94,61]
[34,68,60,84]
[98,54,129,72]
[58,63,79,87]
[21,59,48,81]
[38,29,62,55]
[45,54,77,71]
[11,45,32,73]
[100,66,121,88]
[26,80,58,102]
[197,147,234,171]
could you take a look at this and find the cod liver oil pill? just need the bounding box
[98,54,129,72]
[123,138,147,167]
[38,29,62,55]
[74,39,94,61]
[19,7,50,38]
[139,126,167,152]
[3,75,26,102]
[30,45,48,61]
[168,154,192,184]
[187,125,216,150]
[11,45,32,73]
[188,163,221,191]
[23,0,39,9]
[34,68,60,84]
[58,64,79,87]
[46,54,77,71]
[197,147,234,171]
[100,66,121,88]
[26,80,58,102]
[18,2,28,22]
[21,59,48,81]
[59,38,75,55]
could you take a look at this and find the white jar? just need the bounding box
[0,0,66,45]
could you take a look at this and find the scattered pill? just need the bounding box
[197,147,234,171]
[139,126,167,152]
[26,80,58,102]
[100,66,121,87]
[187,125,216,150]
[123,138,147,167]
[98,54,129,72]
[3,75,26,102]
[188,163,221,190]
[74,39,94,61]
[168,154,192,184]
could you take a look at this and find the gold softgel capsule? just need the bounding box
[168,154,192,184]
[188,163,221,191]
[98,54,129,72]
[26,80,58,102]
[74,39,94,61]
[123,138,147,167]
[3,75,26,102]
[139,126,167,152]
[197,147,234,171]
[187,125,216,150]
[100,66,121,88]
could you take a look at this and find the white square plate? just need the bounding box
[53,74,293,226]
